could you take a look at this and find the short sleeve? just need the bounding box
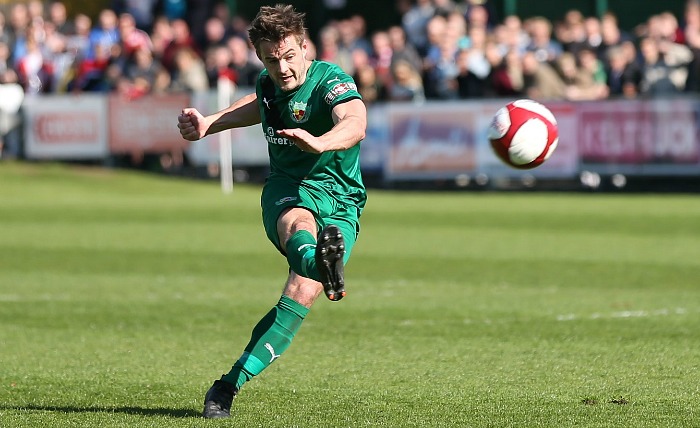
[320,71,362,107]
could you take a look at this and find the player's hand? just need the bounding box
[277,128,323,154]
[178,108,207,141]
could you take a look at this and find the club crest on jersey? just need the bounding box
[290,101,310,123]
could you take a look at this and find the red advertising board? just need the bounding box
[578,100,700,164]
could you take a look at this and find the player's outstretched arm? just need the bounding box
[277,98,366,154]
[178,93,262,141]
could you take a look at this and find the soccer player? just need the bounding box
[176,4,367,419]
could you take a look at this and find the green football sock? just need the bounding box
[221,295,309,390]
[285,230,320,280]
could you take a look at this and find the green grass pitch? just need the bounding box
[1,161,699,427]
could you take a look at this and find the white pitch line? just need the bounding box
[557,307,689,321]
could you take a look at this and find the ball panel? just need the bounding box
[487,107,511,140]
[511,99,557,125]
[543,137,558,161]
[490,138,512,166]
[508,119,548,165]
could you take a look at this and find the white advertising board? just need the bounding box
[23,95,108,160]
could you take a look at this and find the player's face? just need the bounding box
[258,35,309,92]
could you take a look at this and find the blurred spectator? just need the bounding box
[87,9,119,61]
[402,0,435,56]
[464,0,499,29]
[522,50,566,99]
[170,46,208,92]
[185,0,217,50]
[652,11,684,44]
[228,15,250,41]
[465,4,491,31]
[340,16,372,55]
[0,41,19,84]
[446,10,470,50]
[388,58,425,102]
[210,1,231,26]
[395,0,412,17]
[600,12,634,58]
[487,47,524,97]
[205,43,234,88]
[370,30,394,90]
[65,13,91,62]
[684,0,700,44]
[155,0,187,21]
[203,16,227,51]
[352,47,386,103]
[605,43,641,97]
[161,19,199,73]
[27,0,44,21]
[578,47,607,84]
[557,9,589,55]
[388,25,422,76]
[556,51,608,100]
[525,16,563,63]
[638,36,684,95]
[0,10,7,46]
[228,35,262,87]
[15,27,53,94]
[646,13,694,89]
[111,0,158,32]
[423,15,461,99]
[7,3,31,64]
[149,16,173,60]
[151,66,172,94]
[119,46,161,99]
[49,1,75,36]
[317,23,354,75]
[118,13,152,59]
[457,25,491,98]
[434,0,458,18]
[684,0,700,91]
[583,16,604,57]
[43,20,73,92]
[70,41,112,92]
[494,15,529,55]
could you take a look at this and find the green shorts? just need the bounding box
[261,178,361,264]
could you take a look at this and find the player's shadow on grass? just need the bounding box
[4,404,200,418]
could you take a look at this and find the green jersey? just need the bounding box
[255,60,366,211]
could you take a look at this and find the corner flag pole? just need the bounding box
[217,77,236,194]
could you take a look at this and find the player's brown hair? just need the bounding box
[248,4,307,51]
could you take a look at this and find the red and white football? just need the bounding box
[487,99,559,169]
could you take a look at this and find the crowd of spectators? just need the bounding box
[0,0,262,99]
[0,0,699,104]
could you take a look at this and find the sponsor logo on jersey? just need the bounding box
[275,196,298,205]
[290,101,310,123]
[324,81,358,105]
[262,97,273,109]
[264,343,281,362]
[265,126,293,146]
